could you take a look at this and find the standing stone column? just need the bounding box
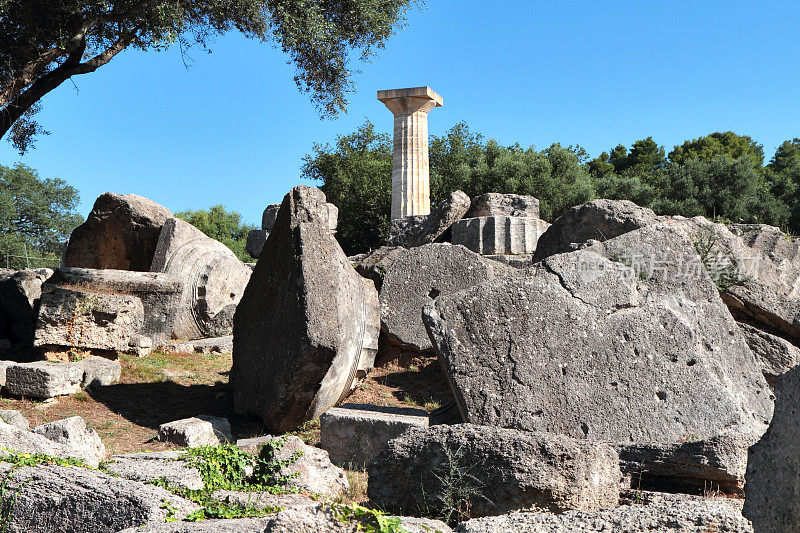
[378,87,443,219]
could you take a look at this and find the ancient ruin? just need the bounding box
[378,86,443,219]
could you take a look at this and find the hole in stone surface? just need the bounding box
[686,359,697,366]
[428,288,440,299]
[580,422,589,436]
[656,390,667,401]
[230,293,236,299]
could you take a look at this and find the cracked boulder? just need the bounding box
[423,221,772,442]
[387,190,470,248]
[63,192,172,271]
[378,243,495,352]
[233,186,379,433]
[0,268,52,360]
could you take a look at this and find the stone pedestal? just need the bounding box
[378,87,443,219]
[451,216,550,255]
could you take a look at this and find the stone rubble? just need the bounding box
[157,415,233,448]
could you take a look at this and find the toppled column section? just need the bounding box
[233,186,379,433]
[150,218,252,339]
[378,87,443,219]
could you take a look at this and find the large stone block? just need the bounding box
[0,419,103,467]
[738,322,800,384]
[466,193,540,218]
[378,243,495,351]
[105,451,204,491]
[387,190,470,248]
[74,355,122,388]
[451,216,550,255]
[423,221,773,442]
[36,267,182,350]
[744,365,800,532]
[615,434,754,494]
[151,218,252,339]
[261,203,282,231]
[34,287,144,352]
[32,416,106,467]
[457,491,753,533]
[233,186,379,433]
[0,268,52,360]
[533,199,660,261]
[0,462,198,532]
[5,361,83,398]
[368,424,620,518]
[63,192,172,271]
[248,202,337,260]
[320,403,429,466]
[157,415,232,447]
[245,229,268,259]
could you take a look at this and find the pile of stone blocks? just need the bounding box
[451,193,550,259]
[1,357,121,399]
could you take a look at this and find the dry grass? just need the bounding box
[0,349,451,458]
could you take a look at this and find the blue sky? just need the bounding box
[2,0,799,225]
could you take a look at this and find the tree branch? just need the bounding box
[0,29,140,141]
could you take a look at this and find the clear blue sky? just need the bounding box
[2,0,799,225]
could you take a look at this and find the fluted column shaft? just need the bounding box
[378,87,443,220]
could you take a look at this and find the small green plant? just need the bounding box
[331,503,405,533]
[420,441,491,526]
[692,226,743,291]
[607,252,648,282]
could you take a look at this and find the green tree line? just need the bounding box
[303,122,800,255]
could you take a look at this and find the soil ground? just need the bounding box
[0,350,453,456]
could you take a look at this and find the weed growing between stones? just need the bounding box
[692,226,745,292]
[420,441,491,526]
[332,503,404,532]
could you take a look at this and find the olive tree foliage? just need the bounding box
[303,120,595,254]
[0,0,413,153]
[0,163,82,268]
[174,205,255,262]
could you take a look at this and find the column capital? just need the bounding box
[377,86,443,108]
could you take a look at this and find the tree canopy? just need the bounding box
[0,163,82,269]
[174,204,255,262]
[306,123,800,255]
[0,0,413,153]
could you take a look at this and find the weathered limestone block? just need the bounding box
[151,218,252,339]
[5,361,83,398]
[245,229,268,258]
[63,192,172,271]
[451,216,550,255]
[744,365,800,532]
[0,268,52,360]
[738,322,800,384]
[387,190,470,248]
[466,193,540,218]
[0,419,103,467]
[233,186,379,433]
[105,451,204,490]
[74,355,122,387]
[320,403,429,466]
[157,415,232,448]
[261,203,282,231]
[0,360,15,386]
[368,424,620,518]
[353,246,406,291]
[615,434,754,494]
[32,416,106,466]
[119,509,452,533]
[256,435,349,498]
[211,491,319,512]
[0,462,199,532]
[533,199,660,261]
[379,243,494,351]
[423,221,773,442]
[0,410,28,430]
[378,87,443,219]
[457,491,753,533]
[34,286,144,352]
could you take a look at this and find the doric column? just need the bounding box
[378,87,443,219]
